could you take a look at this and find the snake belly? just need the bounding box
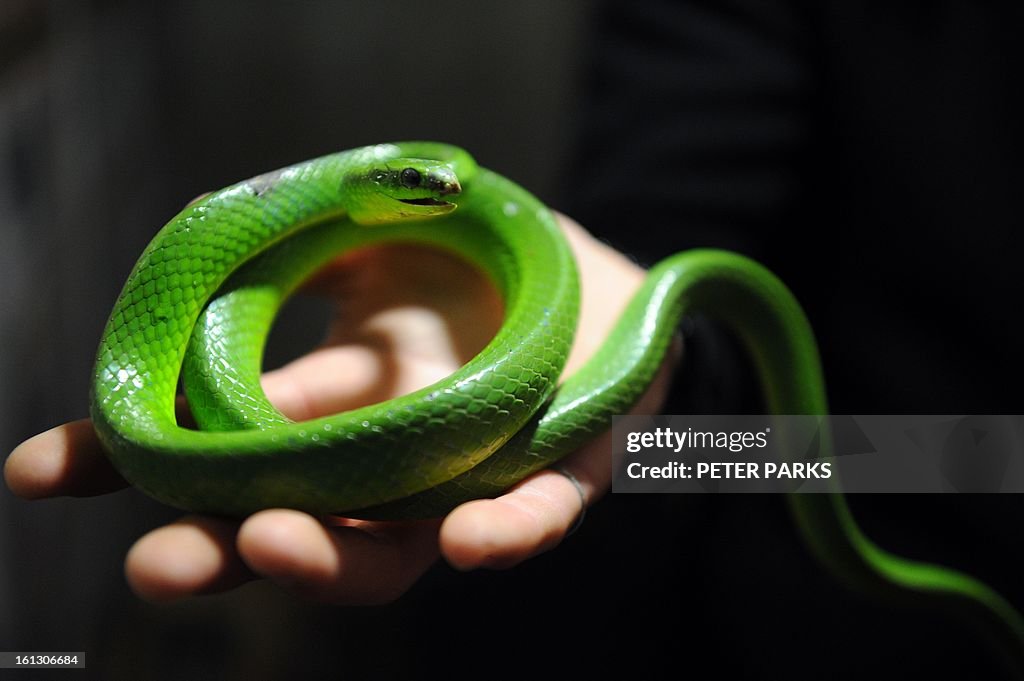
[91,142,1024,666]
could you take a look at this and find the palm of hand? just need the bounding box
[5,214,676,604]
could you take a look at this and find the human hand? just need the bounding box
[4,213,679,604]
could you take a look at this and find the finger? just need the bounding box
[4,419,127,499]
[236,509,440,605]
[125,515,253,602]
[260,341,461,423]
[259,345,399,422]
[439,464,590,571]
[440,335,681,572]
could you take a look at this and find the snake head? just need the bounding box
[346,158,462,225]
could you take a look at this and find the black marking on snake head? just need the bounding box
[248,168,286,198]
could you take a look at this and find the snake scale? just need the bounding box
[90,142,1024,669]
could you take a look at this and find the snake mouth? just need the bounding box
[397,197,454,207]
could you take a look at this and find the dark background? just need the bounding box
[2,1,1023,679]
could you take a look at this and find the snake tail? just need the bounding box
[90,141,1024,669]
[661,251,1024,673]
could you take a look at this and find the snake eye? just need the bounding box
[400,167,421,188]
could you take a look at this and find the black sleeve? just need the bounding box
[556,2,1024,678]
[564,0,814,262]
[562,0,819,414]
[562,0,1024,416]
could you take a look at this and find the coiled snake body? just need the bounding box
[90,142,1024,667]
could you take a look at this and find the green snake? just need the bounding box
[91,141,1024,668]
